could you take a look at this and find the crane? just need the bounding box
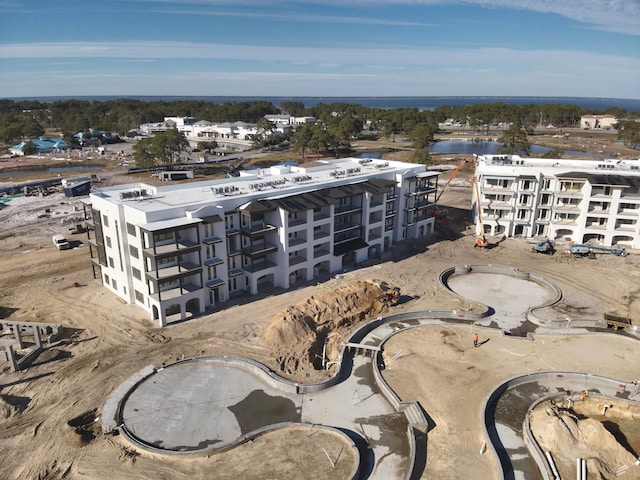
[470,176,489,248]
[435,158,474,202]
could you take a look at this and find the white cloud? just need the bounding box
[136,0,640,35]
[1,40,637,71]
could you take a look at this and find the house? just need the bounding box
[83,157,440,326]
[9,138,69,156]
[580,114,617,130]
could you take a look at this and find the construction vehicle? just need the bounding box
[586,244,627,257]
[436,158,474,202]
[378,287,401,307]
[532,238,555,254]
[604,312,632,330]
[569,243,595,258]
[470,177,489,248]
[569,243,626,258]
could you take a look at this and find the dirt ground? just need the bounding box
[1,134,639,479]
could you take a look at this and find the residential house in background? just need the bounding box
[580,114,617,130]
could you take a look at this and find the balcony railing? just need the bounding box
[289,256,307,266]
[146,261,202,280]
[241,242,278,256]
[149,281,201,301]
[144,239,199,256]
[244,259,278,273]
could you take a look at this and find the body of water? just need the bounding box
[8,96,640,112]
[0,164,101,180]
[427,140,588,156]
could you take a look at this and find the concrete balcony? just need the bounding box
[150,281,201,301]
[203,235,223,244]
[205,278,225,288]
[289,255,307,266]
[244,259,278,273]
[241,242,278,256]
[313,230,330,241]
[288,237,306,247]
[204,257,225,266]
[146,261,202,281]
[144,239,200,257]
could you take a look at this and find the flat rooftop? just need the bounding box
[91,157,437,214]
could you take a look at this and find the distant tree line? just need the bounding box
[0,98,637,160]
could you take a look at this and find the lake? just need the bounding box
[427,140,588,156]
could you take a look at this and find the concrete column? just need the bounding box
[7,344,18,372]
[33,327,42,348]
[13,325,24,349]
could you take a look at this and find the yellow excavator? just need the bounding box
[378,287,401,307]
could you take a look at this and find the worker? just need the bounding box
[473,333,479,348]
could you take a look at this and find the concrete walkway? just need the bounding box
[103,265,640,479]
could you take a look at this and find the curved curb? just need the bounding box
[480,369,640,479]
[102,265,640,479]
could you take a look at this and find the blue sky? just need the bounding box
[0,0,638,99]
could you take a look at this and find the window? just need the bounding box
[135,290,144,303]
[111,278,117,289]
[108,257,114,268]
[155,232,173,242]
[132,267,141,280]
[105,236,112,248]
[102,215,109,227]
[104,274,109,284]
[126,222,136,236]
[129,245,139,258]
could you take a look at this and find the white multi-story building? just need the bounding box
[85,157,439,326]
[472,154,640,248]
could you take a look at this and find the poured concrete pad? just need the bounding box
[121,359,301,452]
[447,272,554,329]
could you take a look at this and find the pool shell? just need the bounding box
[103,264,640,480]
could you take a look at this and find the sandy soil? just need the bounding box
[1,138,639,479]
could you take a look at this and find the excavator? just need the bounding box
[377,287,401,307]
[470,176,489,248]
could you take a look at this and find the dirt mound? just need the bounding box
[264,281,384,378]
[531,401,640,478]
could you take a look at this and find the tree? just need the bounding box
[133,137,155,168]
[197,140,218,152]
[280,101,305,116]
[253,117,276,148]
[293,124,314,159]
[409,123,435,150]
[0,122,23,146]
[497,124,531,155]
[22,140,37,155]
[617,120,640,149]
[150,128,190,166]
[411,149,432,165]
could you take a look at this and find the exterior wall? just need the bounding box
[580,114,617,130]
[87,158,439,326]
[473,155,640,249]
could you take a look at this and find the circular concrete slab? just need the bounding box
[119,358,302,453]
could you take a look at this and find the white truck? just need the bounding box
[52,234,71,250]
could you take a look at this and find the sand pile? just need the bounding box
[531,400,640,478]
[264,281,384,378]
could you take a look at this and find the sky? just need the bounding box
[0,0,639,99]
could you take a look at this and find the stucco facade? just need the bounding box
[86,157,439,326]
[472,154,640,248]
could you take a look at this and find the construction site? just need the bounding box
[1,142,640,479]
